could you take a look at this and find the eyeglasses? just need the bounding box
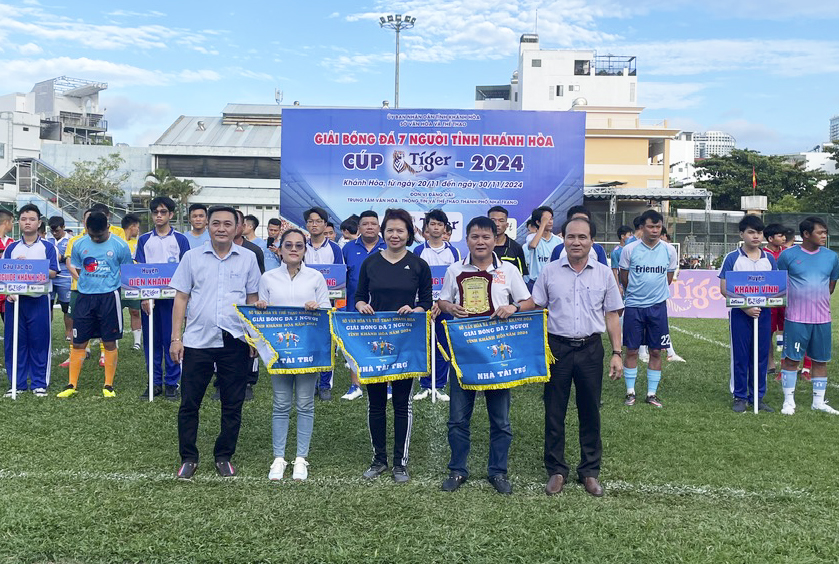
[306,219,324,225]
[282,242,306,251]
[152,209,170,216]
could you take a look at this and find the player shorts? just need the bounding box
[68,290,79,315]
[71,290,124,344]
[771,307,785,333]
[51,280,71,305]
[623,301,671,351]
[122,298,141,310]
[783,320,831,363]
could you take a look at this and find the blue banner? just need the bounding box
[443,311,552,390]
[310,264,347,299]
[430,265,449,301]
[235,306,333,374]
[121,263,179,300]
[279,108,585,255]
[330,311,430,384]
[0,259,51,296]
[725,270,787,308]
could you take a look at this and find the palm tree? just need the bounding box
[141,169,201,230]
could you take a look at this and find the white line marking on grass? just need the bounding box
[670,325,729,349]
[0,468,815,501]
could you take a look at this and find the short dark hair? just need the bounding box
[639,209,664,226]
[783,227,796,241]
[267,218,281,227]
[121,213,140,230]
[359,210,379,221]
[381,208,415,246]
[738,214,765,233]
[466,216,496,235]
[90,203,110,215]
[340,218,358,235]
[235,209,245,223]
[244,214,259,229]
[763,223,786,239]
[38,222,46,233]
[208,206,239,224]
[487,205,509,217]
[303,207,328,223]
[617,225,632,238]
[632,216,643,230]
[326,221,335,229]
[800,216,828,237]
[188,203,208,215]
[150,196,176,213]
[18,203,42,219]
[531,206,553,226]
[48,215,65,229]
[280,228,307,247]
[561,217,596,238]
[445,223,453,233]
[566,205,591,220]
[424,209,448,226]
[86,211,109,233]
[0,209,14,221]
[525,219,536,229]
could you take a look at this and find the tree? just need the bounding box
[141,168,201,230]
[54,153,129,211]
[695,149,825,211]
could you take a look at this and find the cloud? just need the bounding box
[102,96,170,129]
[235,69,275,81]
[319,52,393,81]
[17,42,42,55]
[0,57,222,89]
[328,12,340,18]
[105,10,166,18]
[641,82,709,110]
[691,0,839,19]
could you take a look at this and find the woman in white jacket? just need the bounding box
[255,228,331,481]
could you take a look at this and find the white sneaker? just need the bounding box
[268,457,287,481]
[812,403,839,415]
[341,385,363,400]
[667,354,686,363]
[292,457,309,481]
[781,400,796,415]
[638,350,650,363]
[434,390,450,402]
[413,389,430,400]
[32,388,48,397]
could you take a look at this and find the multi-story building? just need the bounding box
[830,115,839,143]
[694,131,735,158]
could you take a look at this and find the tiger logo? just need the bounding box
[392,151,419,175]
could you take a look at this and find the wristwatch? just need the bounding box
[612,350,622,356]
[513,302,521,312]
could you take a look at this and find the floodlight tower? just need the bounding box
[379,14,416,109]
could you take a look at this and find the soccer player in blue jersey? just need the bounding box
[611,225,633,292]
[47,215,72,340]
[135,197,191,400]
[718,215,777,413]
[618,209,678,408]
[413,209,460,401]
[777,217,839,415]
[57,212,133,398]
[3,204,58,397]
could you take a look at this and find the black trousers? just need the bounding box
[544,335,604,479]
[366,378,414,468]
[178,332,250,463]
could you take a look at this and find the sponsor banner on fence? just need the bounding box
[279,108,585,255]
[0,259,51,296]
[330,311,430,384]
[443,310,552,391]
[235,306,333,374]
[310,264,347,299]
[724,270,787,308]
[667,270,728,319]
[120,263,179,300]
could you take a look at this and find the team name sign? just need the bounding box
[724,271,787,307]
[0,259,51,296]
[120,263,179,300]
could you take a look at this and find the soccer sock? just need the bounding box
[624,367,637,395]
[103,349,118,387]
[133,329,142,345]
[667,344,676,356]
[812,377,827,406]
[68,347,86,388]
[781,369,797,402]
[647,369,662,396]
[99,341,106,356]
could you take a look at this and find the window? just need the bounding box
[22,127,29,132]
[0,143,4,159]
[574,60,590,75]
[569,85,580,92]
[531,59,541,67]
[556,85,564,97]
[514,92,518,102]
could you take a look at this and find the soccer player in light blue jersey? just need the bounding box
[777,217,839,415]
[619,209,678,408]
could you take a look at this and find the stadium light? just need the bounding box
[379,14,416,109]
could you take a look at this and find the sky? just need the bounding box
[1,0,838,155]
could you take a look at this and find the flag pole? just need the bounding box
[11,299,19,400]
[148,299,154,402]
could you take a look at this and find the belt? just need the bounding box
[548,333,600,348]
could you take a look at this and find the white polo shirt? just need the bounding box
[439,253,531,310]
[258,262,332,308]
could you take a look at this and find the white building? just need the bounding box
[475,34,637,111]
[781,143,838,175]
[830,115,839,143]
[694,131,735,158]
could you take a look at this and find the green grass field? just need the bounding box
[2,299,839,564]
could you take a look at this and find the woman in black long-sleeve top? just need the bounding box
[355,208,433,483]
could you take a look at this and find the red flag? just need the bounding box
[752,166,756,190]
